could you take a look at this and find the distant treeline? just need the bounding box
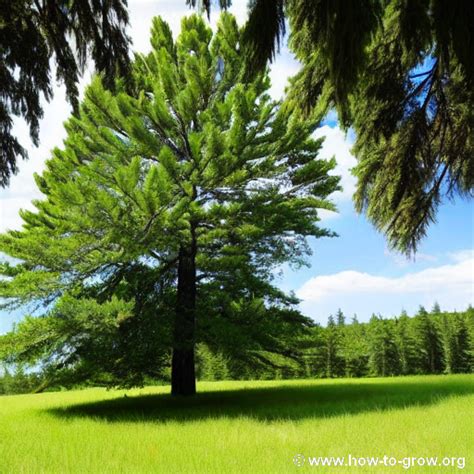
[195,304,474,381]
[1,304,473,394]
[0,369,45,396]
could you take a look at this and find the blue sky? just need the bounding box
[0,0,472,332]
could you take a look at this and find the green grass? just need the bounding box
[0,375,473,473]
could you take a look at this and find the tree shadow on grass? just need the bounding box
[47,377,474,424]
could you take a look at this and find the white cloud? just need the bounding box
[297,250,474,322]
[384,248,438,267]
[313,126,357,204]
[411,252,438,262]
[448,249,474,263]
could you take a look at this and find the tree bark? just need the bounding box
[171,234,197,396]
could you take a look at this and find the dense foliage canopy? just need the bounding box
[201,0,474,254]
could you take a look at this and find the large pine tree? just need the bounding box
[0,14,339,396]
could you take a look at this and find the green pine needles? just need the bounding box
[0,14,340,395]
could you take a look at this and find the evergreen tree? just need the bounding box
[0,0,131,187]
[300,324,326,378]
[0,14,339,396]
[325,316,337,378]
[415,310,443,373]
[440,313,456,374]
[324,315,344,377]
[451,316,472,373]
[367,315,399,377]
[417,305,428,317]
[394,313,419,375]
[342,319,369,378]
[336,308,345,326]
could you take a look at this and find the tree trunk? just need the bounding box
[171,236,197,396]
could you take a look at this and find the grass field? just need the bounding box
[0,375,472,473]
